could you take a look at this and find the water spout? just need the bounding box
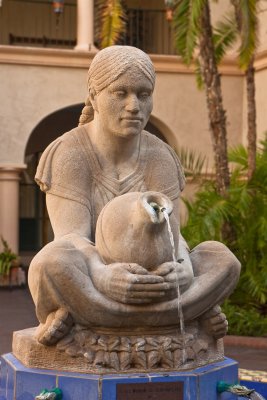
[140,192,173,225]
[162,209,186,365]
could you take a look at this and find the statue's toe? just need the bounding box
[36,308,73,345]
[200,305,229,339]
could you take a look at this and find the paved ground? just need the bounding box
[0,287,38,355]
[0,288,266,372]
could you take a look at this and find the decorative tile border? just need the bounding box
[239,368,267,383]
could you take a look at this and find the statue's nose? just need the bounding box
[125,94,140,112]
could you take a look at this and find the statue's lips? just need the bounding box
[121,117,142,123]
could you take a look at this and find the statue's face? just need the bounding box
[92,66,153,138]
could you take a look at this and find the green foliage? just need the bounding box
[194,59,204,89]
[96,0,126,49]
[222,300,267,336]
[213,0,260,70]
[182,180,233,244]
[237,0,259,69]
[181,137,267,335]
[173,0,260,86]
[172,0,207,64]
[213,13,238,64]
[0,237,17,277]
[172,0,239,87]
[175,147,208,179]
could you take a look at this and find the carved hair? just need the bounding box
[78,46,156,126]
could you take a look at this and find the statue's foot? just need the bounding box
[36,308,74,346]
[200,305,228,339]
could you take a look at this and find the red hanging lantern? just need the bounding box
[53,0,64,14]
[52,0,64,26]
[164,0,174,22]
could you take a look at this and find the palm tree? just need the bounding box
[173,0,230,196]
[231,0,259,179]
[214,0,259,180]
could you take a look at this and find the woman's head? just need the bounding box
[79,46,155,126]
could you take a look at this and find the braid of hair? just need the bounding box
[78,95,94,126]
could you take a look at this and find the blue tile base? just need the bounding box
[0,353,244,400]
[240,380,267,398]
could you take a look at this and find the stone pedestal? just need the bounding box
[12,326,225,373]
[0,353,242,400]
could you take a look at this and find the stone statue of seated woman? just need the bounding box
[23,46,241,372]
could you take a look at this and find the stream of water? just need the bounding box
[162,210,186,365]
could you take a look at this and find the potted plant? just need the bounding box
[0,237,18,287]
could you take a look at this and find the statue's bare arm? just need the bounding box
[46,193,176,304]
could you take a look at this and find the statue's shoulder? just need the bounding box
[35,126,92,193]
[52,125,85,152]
[142,130,181,169]
[142,131,185,194]
[39,126,89,166]
[143,131,176,160]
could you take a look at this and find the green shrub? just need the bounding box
[0,237,17,277]
[222,301,267,337]
[181,138,267,336]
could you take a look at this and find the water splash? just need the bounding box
[162,209,186,365]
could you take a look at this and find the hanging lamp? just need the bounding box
[52,0,64,26]
[164,0,174,21]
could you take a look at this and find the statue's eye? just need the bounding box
[139,91,150,99]
[114,91,126,98]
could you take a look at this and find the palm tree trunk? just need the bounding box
[246,58,257,179]
[198,2,230,196]
[230,0,257,180]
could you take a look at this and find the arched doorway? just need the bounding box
[20,105,168,253]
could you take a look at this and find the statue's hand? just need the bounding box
[200,305,228,339]
[96,263,172,305]
[153,261,193,298]
[176,259,194,293]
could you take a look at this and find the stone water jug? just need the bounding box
[95,191,179,270]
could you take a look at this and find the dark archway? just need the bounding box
[25,104,84,156]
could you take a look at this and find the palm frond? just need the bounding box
[181,180,231,245]
[213,13,238,64]
[236,0,259,69]
[259,132,267,154]
[228,145,248,167]
[176,146,207,178]
[99,0,126,49]
[173,0,206,64]
[245,270,267,305]
[194,58,204,89]
[222,301,267,336]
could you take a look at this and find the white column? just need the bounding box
[75,0,97,52]
[0,164,26,254]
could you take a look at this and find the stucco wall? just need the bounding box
[258,2,267,53]
[153,72,244,166]
[0,63,87,164]
[255,68,267,141]
[0,61,244,168]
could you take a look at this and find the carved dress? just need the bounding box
[35,127,185,242]
[29,126,240,330]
